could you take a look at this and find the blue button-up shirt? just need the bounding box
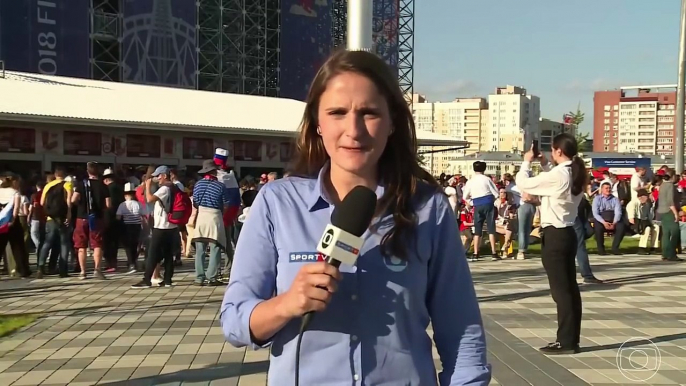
[220,165,491,385]
[592,193,622,224]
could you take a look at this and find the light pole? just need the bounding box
[675,0,686,173]
[347,0,373,51]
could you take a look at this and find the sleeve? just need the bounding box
[515,161,562,197]
[116,203,125,216]
[428,194,491,386]
[462,181,471,200]
[630,175,641,192]
[626,201,636,221]
[192,183,200,206]
[220,185,278,349]
[591,197,603,223]
[487,180,499,198]
[154,186,170,210]
[613,199,622,223]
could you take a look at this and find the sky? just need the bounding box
[413,0,681,134]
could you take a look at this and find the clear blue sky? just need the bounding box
[414,0,680,134]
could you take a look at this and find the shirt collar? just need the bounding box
[307,162,386,211]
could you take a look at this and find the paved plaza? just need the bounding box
[0,253,684,385]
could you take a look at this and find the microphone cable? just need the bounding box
[295,313,313,386]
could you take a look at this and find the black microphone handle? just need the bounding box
[300,257,342,331]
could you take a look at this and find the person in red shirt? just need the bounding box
[458,202,475,255]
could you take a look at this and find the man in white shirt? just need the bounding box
[463,161,500,261]
[132,165,180,288]
[629,167,648,203]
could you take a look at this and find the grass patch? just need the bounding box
[474,235,642,256]
[0,314,37,338]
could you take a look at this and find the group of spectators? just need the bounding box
[0,151,281,285]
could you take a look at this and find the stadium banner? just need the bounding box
[280,0,332,100]
[122,0,197,88]
[592,158,651,176]
[373,0,400,76]
[0,0,90,77]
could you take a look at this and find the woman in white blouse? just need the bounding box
[515,133,587,356]
[0,175,31,277]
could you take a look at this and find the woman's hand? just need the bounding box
[280,262,341,318]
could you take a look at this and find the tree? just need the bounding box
[568,103,592,152]
[418,152,426,166]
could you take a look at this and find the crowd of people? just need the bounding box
[440,160,686,277]
[0,149,280,287]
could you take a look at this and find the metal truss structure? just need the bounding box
[91,0,123,82]
[330,0,414,104]
[197,0,280,96]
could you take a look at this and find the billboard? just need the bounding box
[280,0,332,100]
[122,0,197,88]
[0,0,90,77]
[592,158,651,176]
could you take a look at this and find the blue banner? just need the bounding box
[592,158,652,168]
[0,0,90,77]
[280,0,332,100]
[122,0,197,88]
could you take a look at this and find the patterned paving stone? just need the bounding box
[0,253,684,385]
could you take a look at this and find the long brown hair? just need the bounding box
[290,50,439,260]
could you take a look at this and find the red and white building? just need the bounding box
[594,85,677,155]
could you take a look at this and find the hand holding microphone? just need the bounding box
[280,262,341,317]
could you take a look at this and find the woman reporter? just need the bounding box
[515,133,586,355]
[220,50,490,385]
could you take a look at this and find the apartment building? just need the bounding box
[594,85,677,155]
[410,94,488,175]
[485,85,541,152]
[540,118,573,151]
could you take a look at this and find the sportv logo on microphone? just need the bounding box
[320,229,360,255]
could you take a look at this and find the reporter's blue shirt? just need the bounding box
[220,165,491,386]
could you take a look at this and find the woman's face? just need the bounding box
[317,72,392,177]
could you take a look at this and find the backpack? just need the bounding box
[44,182,68,219]
[166,185,192,225]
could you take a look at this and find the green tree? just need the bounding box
[418,153,426,166]
[568,103,592,151]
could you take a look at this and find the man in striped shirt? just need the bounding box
[192,160,231,285]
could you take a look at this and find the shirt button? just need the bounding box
[352,335,358,341]
[354,374,360,381]
[351,294,357,300]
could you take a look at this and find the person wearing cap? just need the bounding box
[103,168,124,272]
[591,180,625,255]
[116,182,143,273]
[131,165,179,288]
[462,160,500,261]
[190,159,231,286]
[627,188,658,255]
[214,147,241,278]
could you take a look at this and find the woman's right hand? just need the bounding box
[280,262,341,318]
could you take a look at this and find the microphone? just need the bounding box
[302,185,377,328]
[295,185,377,386]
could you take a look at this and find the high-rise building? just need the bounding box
[410,94,489,174]
[593,85,676,155]
[485,86,541,152]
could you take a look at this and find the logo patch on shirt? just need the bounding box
[289,252,325,263]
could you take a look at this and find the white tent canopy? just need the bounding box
[0,71,466,147]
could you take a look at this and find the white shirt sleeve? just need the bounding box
[515,161,564,197]
[630,174,642,192]
[487,180,499,198]
[154,186,170,210]
[462,181,472,200]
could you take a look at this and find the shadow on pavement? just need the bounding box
[98,360,270,385]
[582,332,686,353]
